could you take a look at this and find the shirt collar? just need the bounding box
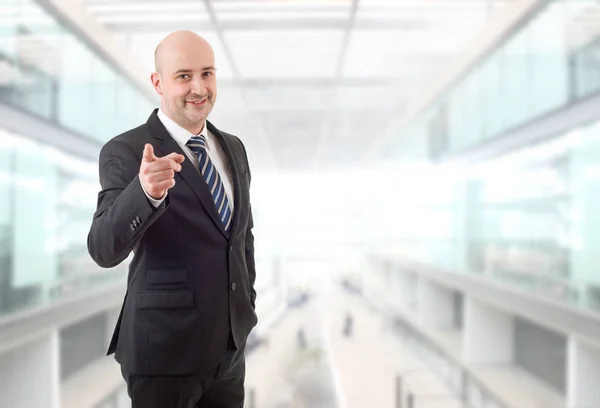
[157,108,209,150]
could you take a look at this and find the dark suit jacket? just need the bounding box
[87,109,258,376]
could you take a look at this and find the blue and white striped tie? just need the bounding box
[186,135,232,232]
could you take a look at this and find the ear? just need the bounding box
[150,72,163,96]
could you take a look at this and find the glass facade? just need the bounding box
[398,0,600,160]
[371,0,600,313]
[373,117,600,313]
[0,0,154,316]
[0,0,155,143]
[0,128,128,316]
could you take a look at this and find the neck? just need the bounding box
[186,120,206,136]
[160,106,205,135]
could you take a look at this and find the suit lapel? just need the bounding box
[208,121,242,236]
[146,110,227,238]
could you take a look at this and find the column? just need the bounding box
[0,331,60,408]
[567,337,600,408]
[393,269,415,312]
[463,297,514,363]
[417,279,454,329]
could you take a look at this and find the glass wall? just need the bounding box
[402,0,600,159]
[377,116,600,313]
[0,0,155,143]
[373,0,600,313]
[461,95,600,311]
[0,128,128,316]
[468,155,571,298]
[0,0,156,316]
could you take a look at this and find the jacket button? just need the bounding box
[231,282,236,291]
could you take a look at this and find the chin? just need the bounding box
[185,113,206,124]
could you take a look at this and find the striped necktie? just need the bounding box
[186,135,232,232]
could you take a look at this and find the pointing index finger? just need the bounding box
[143,144,156,162]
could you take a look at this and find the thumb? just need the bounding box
[143,144,156,162]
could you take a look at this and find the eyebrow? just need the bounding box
[173,67,216,75]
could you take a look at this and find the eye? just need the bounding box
[177,74,190,79]
[203,72,213,77]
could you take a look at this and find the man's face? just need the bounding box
[151,41,217,133]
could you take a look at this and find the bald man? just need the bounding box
[88,31,258,408]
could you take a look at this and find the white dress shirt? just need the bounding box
[142,109,235,210]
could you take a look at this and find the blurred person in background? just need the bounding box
[343,311,353,337]
[87,30,258,408]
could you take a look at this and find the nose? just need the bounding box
[190,76,207,96]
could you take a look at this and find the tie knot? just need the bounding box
[187,135,207,156]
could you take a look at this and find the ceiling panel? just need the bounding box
[218,11,349,20]
[358,0,511,11]
[92,2,210,25]
[243,85,335,112]
[333,84,406,111]
[87,2,207,15]
[213,0,352,30]
[342,28,473,78]
[78,0,518,172]
[212,0,352,12]
[224,29,345,78]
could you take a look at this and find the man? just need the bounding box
[87,31,258,408]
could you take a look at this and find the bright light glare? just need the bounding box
[97,14,210,23]
[214,0,352,11]
[218,11,350,20]
[88,3,206,13]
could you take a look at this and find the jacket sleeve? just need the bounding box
[246,204,256,309]
[87,140,169,268]
[238,137,257,309]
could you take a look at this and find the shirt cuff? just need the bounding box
[140,180,167,208]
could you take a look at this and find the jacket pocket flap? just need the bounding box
[147,269,187,285]
[137,290,194,309]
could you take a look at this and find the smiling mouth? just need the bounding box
[186,99,207,106]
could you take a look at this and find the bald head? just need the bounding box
[150,30,217,135]
[154,30,213,74]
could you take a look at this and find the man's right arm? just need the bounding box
[144,190,167,208]
[87,140,169,268]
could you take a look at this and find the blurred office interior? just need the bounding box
[1,0,600,407]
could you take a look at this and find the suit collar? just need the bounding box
[146,109,242,238]
[156,108,212,151]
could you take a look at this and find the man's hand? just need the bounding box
[140,144,185,199]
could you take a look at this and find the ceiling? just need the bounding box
[80,0,516,172]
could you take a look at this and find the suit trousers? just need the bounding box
[121,333,245,408]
